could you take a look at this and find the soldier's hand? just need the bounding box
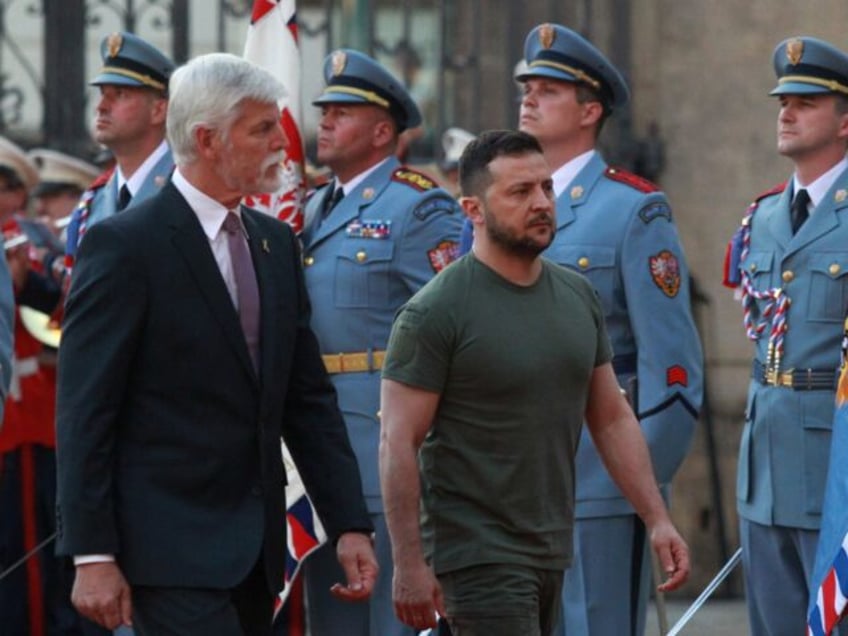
[650,520,691,592]
[331,531,379,602]
[72,561,133,629]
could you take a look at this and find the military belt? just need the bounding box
[322,350,386,374]
[751,359,837,390]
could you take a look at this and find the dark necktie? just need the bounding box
[322,185,345,219]
[117,184,132,212]
[222,212,261,373]
[790,188,810,235]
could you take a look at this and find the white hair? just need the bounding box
[166,53,285,166]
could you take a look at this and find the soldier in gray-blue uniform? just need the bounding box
[512,24,703,636]
[64,32,174,272]
[300,49,462,636]
[724,36,848,636]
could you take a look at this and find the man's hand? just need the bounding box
[392,560,445,631]
[650,520,691,592]
[71,562,132,629]
[330,531,379,602]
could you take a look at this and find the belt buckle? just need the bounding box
[765,367,794,388]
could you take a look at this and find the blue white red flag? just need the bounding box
[242,0,306,233]
[808,318,848,636]
[274,443,327,609]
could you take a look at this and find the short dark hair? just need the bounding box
[458,129,543,198]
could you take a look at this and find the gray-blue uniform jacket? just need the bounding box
[547,152,703,517]
[301,157,462,512]
[731,169,848,529]
[65,148,173,261]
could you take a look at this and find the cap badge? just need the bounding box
[331,50,347,76]
[539,23,556,50]
[786,38,804,65]
[107,32,123,58]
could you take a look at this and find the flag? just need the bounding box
[808,318,848,636]
[242,0,306,233]
[275,443,327,608]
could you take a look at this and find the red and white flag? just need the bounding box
[243,0,306,233]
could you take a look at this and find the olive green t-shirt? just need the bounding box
[382,254,612,574]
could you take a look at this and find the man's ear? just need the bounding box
[372,117,396,149]
[460,195,484,225]
[194,125,220,160]
[150,96,168,127]
[579,100,604,129]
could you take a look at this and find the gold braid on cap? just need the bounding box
[777,75,848,95]
[527,60,601,90]
[320,85,390,109]
[99,66,166,91]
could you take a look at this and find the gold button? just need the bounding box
[304,256,314,266]
[356,250,367,263]
[782,270,794,283]
[749,263,757,272]
[830,263,841,276]
[376,410,381,420]
[577,257,589,269]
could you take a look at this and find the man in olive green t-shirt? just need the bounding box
[379,130,690,636]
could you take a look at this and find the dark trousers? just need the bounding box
[132,555,274,636]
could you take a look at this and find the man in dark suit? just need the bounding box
[55,52,378,635]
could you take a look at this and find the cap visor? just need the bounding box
[769,81,832,96]
[516,66,579,84]
[312,91,370,106]
[89,72,145,87]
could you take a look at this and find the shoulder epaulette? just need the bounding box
[87,167,114,191]
[392,167,437,192]
[751,181,787,205]
[604,167,659,193]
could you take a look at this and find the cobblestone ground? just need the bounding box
[645,598,749,635]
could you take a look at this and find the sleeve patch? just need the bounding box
[392,167,436,191]
[604,167,659,193]
[666,365,689,387]
[649,250,681,297]
[427,241,459,273]
[413,196,457,221]
[638,202,672,224]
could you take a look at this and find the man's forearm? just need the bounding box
[379,436,426,567]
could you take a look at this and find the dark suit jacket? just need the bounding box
[56,182,371,592]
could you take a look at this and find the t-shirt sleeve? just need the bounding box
[590,287,614,368]
[382,300,451,393]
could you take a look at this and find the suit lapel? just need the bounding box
[165,185,257,382]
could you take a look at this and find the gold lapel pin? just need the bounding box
[835,189,847,203]
[363,187,375,200]
[571,185,584,199]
